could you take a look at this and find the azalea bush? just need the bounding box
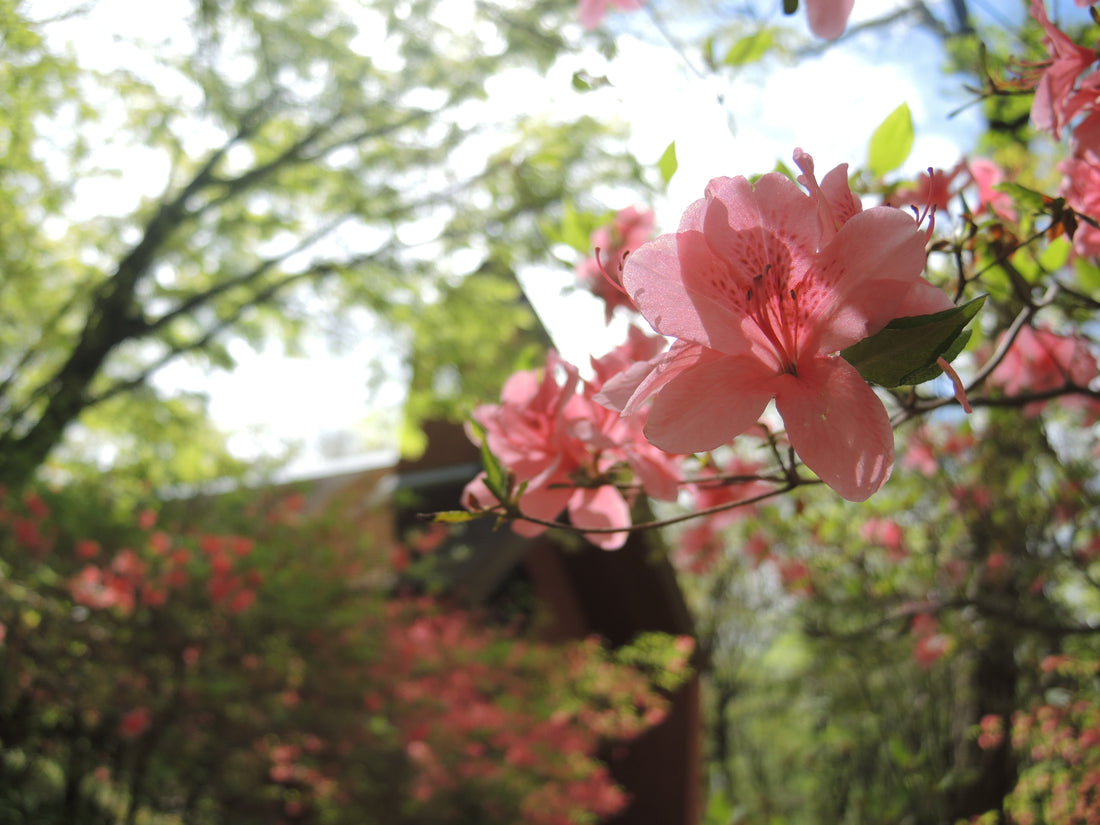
[0,485,690,824]
[444,0,1100,821]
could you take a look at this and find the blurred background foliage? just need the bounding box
[5,0,1100,823]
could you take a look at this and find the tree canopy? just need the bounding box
[0,0,644,490]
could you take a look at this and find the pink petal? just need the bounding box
[704,173,820,250]
[804,0,854,39]
[595,340,716,415]
[569,486,632,550]
[643,355,777,454]
[622,440,683,501]
[794,149,862,240]
[807,206,931,353]
[894,278,955,317]
[513,484,575,538]
[578,0,609,29]
[622,233,753,355]
[775,356,894,501]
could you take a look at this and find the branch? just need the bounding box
[88,248,393,408]
[448,476,818,536]
[807,596,1100,640]
[892,282,1059,422]
[139,215,361,338]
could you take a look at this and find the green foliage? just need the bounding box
[658,140,679,185]
[841,295,985,387]
[867,103,914,178]
[722,28,776,67]
[0,0,647,489]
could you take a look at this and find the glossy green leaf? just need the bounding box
[658,141,678,185]
[429,510,486,523]
[841,295,985,387]
[867,103,914,178]
[724,29,775,67]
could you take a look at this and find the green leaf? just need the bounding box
[723,29,775,67]
[560,201,593,253]
[702,36,716,70]
[867,103,914,178]
[657,141,678,185]
[841,295,986,387]
[468,417,509,503]
[1038,235,1071,272]
[429,510,485,524]
[995,182,1049,214]
[782,0,799,15]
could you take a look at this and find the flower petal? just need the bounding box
[805,206,931,353]
[804,0,854,39]
[775,357,894,501]
[643,355,777,454]
[595,340,716,415]
[513,484,575,538]
[569,486,632,550]
[623,233,753,354]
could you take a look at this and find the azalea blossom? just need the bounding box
[597,149,951,501]
[463,349,681,549]
[1058,112,1100,257]
[577,0,643,31]
[804,0,855,40]
[887,161,967,213]
[968,157,1018,222]
[672,455,769,573]
[1028,0,1100,138]
[576,206,656,323]
[989,324,1100,417]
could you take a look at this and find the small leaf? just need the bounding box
[702,36,716,70]
[559,201,593,253]
[867,103,914,178]
[994,182,1049,214]
[841,296,986,387]
[657,141,678,185]
[723,29,775,67]
[429,510,485,524]
[469,419,510,503]
[783,0,798,14]
[1038,235,1071,272]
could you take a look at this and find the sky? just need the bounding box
[25,0,1065,475]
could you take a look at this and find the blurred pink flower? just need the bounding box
[989,324,1099,416]
[464,349,682,549]
[576,206,655,322]
[1058,119,1100,257]
[578,0,644,30]
[598,150,948,501]
[1028,0,1100,137]
[887,162,967,213]
[968,157,1018,221]
[119,706,152,739]
[805,0,855,39]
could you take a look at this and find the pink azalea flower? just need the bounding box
[804,0,855,40]
[887,162,967,214]
[671,455,769,573]
[597,150,951,502]
[1058,115,1100,257]
[577,0,644,31]
[968,157,1018,222]
[576,206,656,323]
[1028,0,1100,138]
[989,324,1100,417]
[463,349,682,549]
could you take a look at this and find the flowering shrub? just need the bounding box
[0,485,689,824]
